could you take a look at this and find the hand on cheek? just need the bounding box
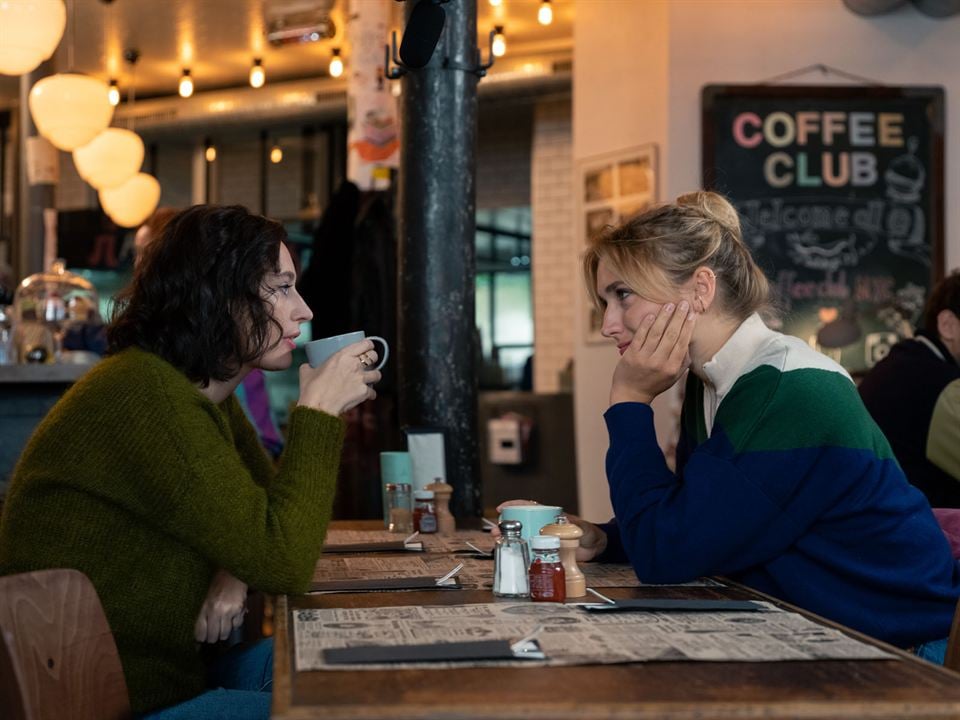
[609,301,696,406]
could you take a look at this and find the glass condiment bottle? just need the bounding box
[385,483,413,533]
[493,520,530,598]
[412,489,438,534]
[539,515,586,598]
[529,535,566,603]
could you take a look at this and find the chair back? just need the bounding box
[0,568,131,720]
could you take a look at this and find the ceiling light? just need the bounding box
[492,26,506,58]
[28,73,114,150]
[0,0,66,76]
[99,172,161,228]
[178,68,193,98]
[329,48,343,78]
[538,0,553,25]
[73,127,143,190]
[270,144,283,164]
[107,78,120,106]
[249,57,265,89]
[489,0,502,6]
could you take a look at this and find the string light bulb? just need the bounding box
[205,139,216,163]
[249,58,264,88]
[538,0,553,25]
[492,26,506,57]
[270,143,283,164]
[107,78,120,106]
[329,48,343,78]
[178,68,193,98]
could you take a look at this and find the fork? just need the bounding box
[435,562,465,586]
[464,541,492,556]
[510,624,545,654]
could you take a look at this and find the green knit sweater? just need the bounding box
[0,348,345,713]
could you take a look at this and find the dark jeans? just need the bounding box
[140,638,273,720]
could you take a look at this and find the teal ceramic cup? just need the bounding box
[305,330,389,370]
[380,451,413,526]
[499,504,563,541]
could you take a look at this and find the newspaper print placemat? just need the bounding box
[321,530,722,588]
[293,601,892,671]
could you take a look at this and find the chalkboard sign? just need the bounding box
[702,85,944,374]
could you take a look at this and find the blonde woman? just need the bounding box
[506,191,960,661]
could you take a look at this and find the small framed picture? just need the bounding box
[577,144,658,344]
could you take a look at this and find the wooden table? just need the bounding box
[272,529,960,719]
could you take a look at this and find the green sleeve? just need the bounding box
[145,376,344,594]
[927,379,960,482]
[221,394,275,487]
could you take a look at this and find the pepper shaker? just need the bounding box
[540,515,586,598]
[425,479,455,535]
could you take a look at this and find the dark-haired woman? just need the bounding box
[0,205,380,718]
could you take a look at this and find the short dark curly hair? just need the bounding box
[107,204,287,387]
[922,269,960,336]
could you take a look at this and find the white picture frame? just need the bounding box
[577,143,659,344]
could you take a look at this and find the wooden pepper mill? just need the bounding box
[425,479,455,535]
[540,515,586,598]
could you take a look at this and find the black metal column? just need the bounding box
[17,60,56,280]
[397,0,480,518]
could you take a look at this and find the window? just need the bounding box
[475,207,533,389]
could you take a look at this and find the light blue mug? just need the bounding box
[305,330,389,370]
[499,504,563,541]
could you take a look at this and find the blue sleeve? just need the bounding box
[603,402,811,583]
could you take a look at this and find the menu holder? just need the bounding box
[321,541,424,554]
[323,639,544,664]
[309,576,462,593]
[581,599,764,613]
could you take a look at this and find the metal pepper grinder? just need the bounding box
[425,479,455,535]
[540,516,586,598]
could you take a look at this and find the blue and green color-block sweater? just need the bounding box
[600,314,960,648]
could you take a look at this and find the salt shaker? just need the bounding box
[493,520,530,598]
[540,515,586,598]
[425,478,455,535]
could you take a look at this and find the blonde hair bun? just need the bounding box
[677,191,741,234]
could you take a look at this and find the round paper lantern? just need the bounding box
[29,73,114,150]
[0,0,66,76]
[99,173,161,228]
[73,128,144,190]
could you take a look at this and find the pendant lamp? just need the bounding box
[99,173,160,228]
[73,128,144,190]
[29,73,114,150]
[0,0,66,76]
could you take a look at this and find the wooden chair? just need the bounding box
[947,595,960,672]
[0,568,131,720]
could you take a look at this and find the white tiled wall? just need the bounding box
[531,99,574,393]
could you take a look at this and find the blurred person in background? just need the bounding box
[859,270,960,507]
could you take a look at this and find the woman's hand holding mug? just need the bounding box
[493,500,608,563]
[298,339,381,416]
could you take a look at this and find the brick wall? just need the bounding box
[531,98,574,393]
[477,102,532,210]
